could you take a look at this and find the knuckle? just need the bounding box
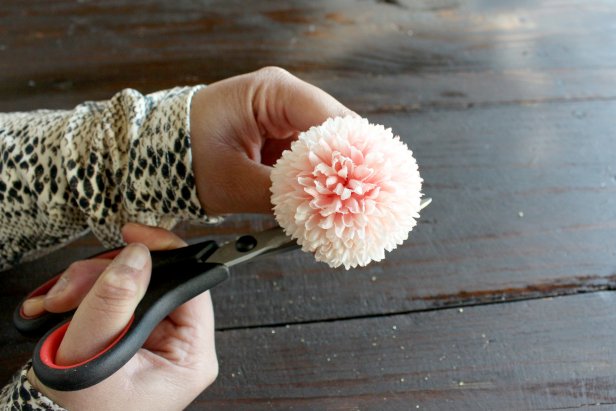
[257,66,291,80]
[65,260,87,276]
[91,266,140,311]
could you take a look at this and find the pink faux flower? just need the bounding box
[270,116,423,269]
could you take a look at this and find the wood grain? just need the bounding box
[195,99,616,328]
[1,1,616,409]
[194,292,616,410]
[1,0,616,111]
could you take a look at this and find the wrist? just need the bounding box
[188,85,233,217]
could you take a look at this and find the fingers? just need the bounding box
[143,290,216,367]
[121,222,187,249]
[21,223,186,318]
[122,222,217,383]
[21,259,112,317]
[233,160,274,213]
[51,223,186,365]
[192,67,356,215]
[55,243,151,365]
[175,289,218,387]
[43,259,112,313]
[261,135,296,167]
[251,66,358,139]
[242,67,358,212]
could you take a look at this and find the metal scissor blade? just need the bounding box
[207,197,432,268]
[420,197,432,210]
[205,226,297,268]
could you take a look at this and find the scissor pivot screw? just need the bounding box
[235,235,257,252]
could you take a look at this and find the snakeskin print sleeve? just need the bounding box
[0,86,217,270]
[1,362,66,410]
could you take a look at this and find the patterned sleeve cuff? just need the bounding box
[62,85,222,248]
[0,361,66,411]
[120,85,215,225]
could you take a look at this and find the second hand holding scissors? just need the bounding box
[14,227,298,391]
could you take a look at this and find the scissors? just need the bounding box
[14,198,431,391]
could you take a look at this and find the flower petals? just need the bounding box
[271,116,423,269]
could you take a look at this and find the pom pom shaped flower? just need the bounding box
[271,116,423,269]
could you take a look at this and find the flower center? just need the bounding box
[305,151,379,218]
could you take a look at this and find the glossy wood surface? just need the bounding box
[1,1,615,409]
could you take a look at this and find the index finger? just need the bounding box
[251,67,358,139]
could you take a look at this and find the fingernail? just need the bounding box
[46,275,69,299]
[113,243,149,270]
[22,295,46,317]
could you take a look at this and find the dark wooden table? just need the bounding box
[2,1,616,410]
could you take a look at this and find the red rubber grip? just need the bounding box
[39,316,134,370]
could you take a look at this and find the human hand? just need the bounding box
[189,66,356,215]
[22,223,217,411]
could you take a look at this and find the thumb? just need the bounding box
[55,243,151,366]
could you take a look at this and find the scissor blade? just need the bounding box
[207,197,432,268]
[206,227,297,268]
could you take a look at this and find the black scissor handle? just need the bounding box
[15,240,229,391]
